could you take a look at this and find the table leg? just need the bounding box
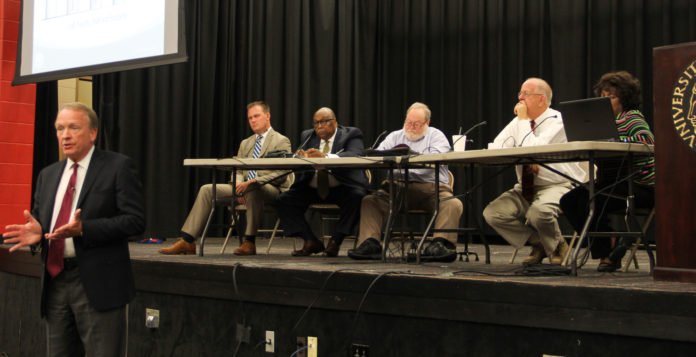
[199,167,219,257]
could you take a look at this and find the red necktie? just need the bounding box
[521,120,536,201]
[46,163,78,278]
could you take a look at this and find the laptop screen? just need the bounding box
[557,97,620,142]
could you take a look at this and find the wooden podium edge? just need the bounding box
[654,267,696,284]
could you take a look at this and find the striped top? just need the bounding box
[598,110,655,186]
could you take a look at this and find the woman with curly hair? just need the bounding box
[560,71,655,272]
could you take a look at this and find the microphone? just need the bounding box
[518,115,557,147]
[462,121,487,136]
[369,130,388,150]
[293,133,314,158]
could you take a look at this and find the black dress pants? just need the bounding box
[560,182,654,259]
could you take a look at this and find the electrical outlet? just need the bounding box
[265,331,275,353]
[236,323,251,343]
[296,337,307,357]
[307,336,317,357]
[351,344,369,357]
[145,308,159,329]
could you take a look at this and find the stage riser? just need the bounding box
[2,266,695,357]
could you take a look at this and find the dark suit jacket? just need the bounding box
[33,149,145,316]
[293,125,369,191]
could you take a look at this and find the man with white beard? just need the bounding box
[348,102,463,262]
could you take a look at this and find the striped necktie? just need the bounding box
[246,134,263,181]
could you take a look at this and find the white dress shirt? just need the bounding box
[50,145,95,258]
[491,107,585,186]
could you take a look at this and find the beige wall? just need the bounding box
[58,77,92,108]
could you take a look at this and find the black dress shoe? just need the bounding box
[291,239,325,256]
[347,238,382,260]
[415,239,457,262]
[322,239,341,257]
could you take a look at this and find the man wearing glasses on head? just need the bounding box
[483,78,584,266]
[276,107,369,257]
[348,102,463,262]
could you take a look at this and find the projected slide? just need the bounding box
[32,0,166,74]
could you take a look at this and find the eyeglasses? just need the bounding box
[518,91,544,97]
[404,121,426,129]
[313,118,335,127]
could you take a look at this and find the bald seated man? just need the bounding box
[276,107,369,257]
[483,78,585,265]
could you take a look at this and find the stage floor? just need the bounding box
[130,237,695,294]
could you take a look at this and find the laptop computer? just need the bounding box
[557,97,620,142]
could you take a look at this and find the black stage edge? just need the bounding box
[2,239,696,356]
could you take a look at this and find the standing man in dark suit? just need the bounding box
[3,102,145,356]
[276,107,369,257]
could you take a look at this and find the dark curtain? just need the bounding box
[31,82,58,207]
[34,0,696,238]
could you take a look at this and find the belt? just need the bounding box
[63,257,79,270]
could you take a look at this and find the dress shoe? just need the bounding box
[233,241,256,256]
[291,239,325,256]
[522,244,546,264]
[550,240,569,265]
[158,239,196,255]
[322,239,341,257]
[347,238,382,260]
[418,239,457,262]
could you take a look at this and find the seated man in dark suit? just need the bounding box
[276,107,369,257]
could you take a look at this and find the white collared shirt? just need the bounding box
[49,145,95,258]
[491,108,585,185]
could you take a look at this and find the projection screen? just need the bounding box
[13,0,187,85]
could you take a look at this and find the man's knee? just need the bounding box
[483,201,504,225]
[199,184,214,198]
[526,204,558,226]
[441,198,463,217]
[361,193,385,211]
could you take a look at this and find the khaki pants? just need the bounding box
[181,183,280,237]
[483,182,571,256]
[357,181,463,246]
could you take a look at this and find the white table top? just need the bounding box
[184,141,654,170]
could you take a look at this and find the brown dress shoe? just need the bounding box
[522,244,546,264]
[291,239,325,256]
[233,241,256,256]
[550,240,569,265]
[322,240,340,257]
[158,239,196,255]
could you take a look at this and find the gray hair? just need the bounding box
[406,102,431,122]
[60,102,98,130]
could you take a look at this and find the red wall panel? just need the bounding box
[0,0,36,234]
